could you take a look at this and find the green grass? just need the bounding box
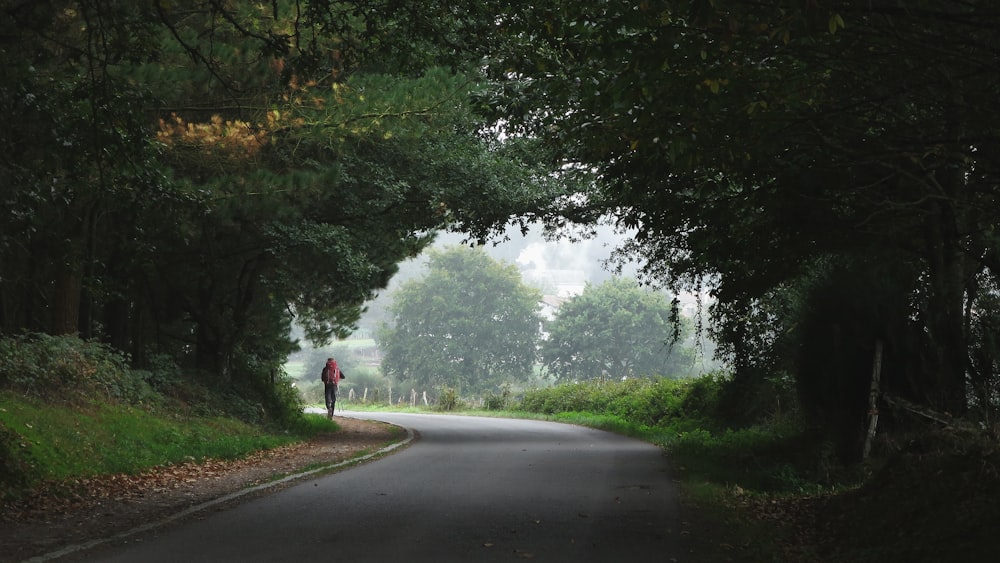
[327,401,428,414]
[0,392,339,498]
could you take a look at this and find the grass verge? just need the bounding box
[0,391,339,499]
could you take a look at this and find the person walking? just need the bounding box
[321,357,345,419]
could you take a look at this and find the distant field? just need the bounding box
[284,361,308,380]
[338,338,377,349]
[286,339,381,377]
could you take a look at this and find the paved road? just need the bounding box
[67,412,682,562]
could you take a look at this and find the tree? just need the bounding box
[377,246,542,394]
[450,1,1000,429]
[0,2,567,390]
[540,278,693,382]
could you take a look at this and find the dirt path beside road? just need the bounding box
[0,416,402,563]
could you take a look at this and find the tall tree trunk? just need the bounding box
[862,339,883,460]
[50,207,91,336]
[194,295,234,381]
[103,297,131,352]
[51,266,83,335]
[923,190,968,414]
[195,322,230,378]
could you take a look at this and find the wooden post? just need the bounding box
[422,391,429,406]
[410,388,417,407]
[862,339,884,460]
[363,387,368,403]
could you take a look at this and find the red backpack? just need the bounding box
[321,361,340,383]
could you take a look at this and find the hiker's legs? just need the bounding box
[325,384,335,415]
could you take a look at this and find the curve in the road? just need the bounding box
[57,412,682,563]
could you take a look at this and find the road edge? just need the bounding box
[22,420,415,563]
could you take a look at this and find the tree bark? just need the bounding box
[51,268,82,336]
[923,191,969,415]
[862,339,883,460]
[49,209,89,336]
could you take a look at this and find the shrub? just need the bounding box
[676,372,730,423]
[483,383,513,411]
[437,387,462,411]
[0,333,152,404]
[517,372,748,431]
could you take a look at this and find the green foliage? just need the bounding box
[540,277,696,381]
[668,425,834,493]
[516,374,834,493]
[0,334,157,405]
[0,332,345,498]
[0,2,569,402]
[463,0,1000,422]
[483,383,513,411]
[0,421,32,495]
[968,273,1000,420]
[0,333,305,430]
[436,387,463,412]
[379,246,542,394]
[519,375,728,429]
[0,391,333,499]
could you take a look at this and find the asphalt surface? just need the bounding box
[63,412,682,562]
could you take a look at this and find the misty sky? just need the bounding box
[355,222,642,327]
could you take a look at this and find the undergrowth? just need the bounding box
[514,375,858,561]
[518,374,842,493]
[7,333,993,560]
[0,333,333,500]
[513,376,1000,561]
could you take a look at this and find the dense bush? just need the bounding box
[0,333,304,427]
[0,333,156,404]
[518,373,839,492]
[519,373,731,429]
[436,387,463,411]
[483,383,513,411]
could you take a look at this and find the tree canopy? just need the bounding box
[443,0,1000,449]
[0,1,565,384]
[377,246,542,394]
[4,0,1000,449]
[540,278,694,382]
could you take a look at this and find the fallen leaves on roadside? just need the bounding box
[1,417,395,525]
[0,417,401,563]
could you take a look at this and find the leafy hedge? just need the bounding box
[0,333,304,427]
[0,333,156,404]
[519,373,729,429]
[518,374,835,492]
